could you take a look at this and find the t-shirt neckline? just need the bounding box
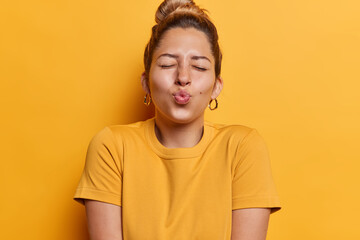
[144,118,213,159]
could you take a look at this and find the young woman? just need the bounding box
[74,0,281,239]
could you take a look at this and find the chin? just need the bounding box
[170,117,195,125]
[165,109,204,125]
[154,102,207,125]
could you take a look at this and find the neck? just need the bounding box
[154,115,204,148]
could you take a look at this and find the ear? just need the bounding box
[141,72,150,94]
[211,76,223,99]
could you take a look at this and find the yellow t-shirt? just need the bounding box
[74,118,281,239]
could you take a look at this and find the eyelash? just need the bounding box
[159,65,207,71]
[160,65,175,68]
[193,66,207,71]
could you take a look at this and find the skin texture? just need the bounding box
[85,27,271,240]
[231,208,271,240]
[141,27,223,148]
[85,200,123,240]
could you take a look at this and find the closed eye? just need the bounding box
[159,64,175,68]
[193,66,207,71]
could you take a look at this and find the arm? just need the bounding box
[85,200,123,240]
[231,208,270,240]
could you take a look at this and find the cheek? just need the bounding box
[194,79,215,95]
[149,74,166,93]
[150,69,174,88]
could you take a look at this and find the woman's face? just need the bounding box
[142,27,222,125]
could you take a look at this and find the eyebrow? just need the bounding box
[157,53,211,63]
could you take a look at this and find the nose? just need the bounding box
[176,65,191,86]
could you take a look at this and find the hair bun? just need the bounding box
[155,0,204,24]
[144,0,222,79]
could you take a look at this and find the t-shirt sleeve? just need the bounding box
[74,127,123,206]
[232,129,281,213]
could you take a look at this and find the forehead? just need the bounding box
[154,27,213,58]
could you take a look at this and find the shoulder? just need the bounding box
[205,121,263,146]
[98,119,151,139]
[89,118,152,147]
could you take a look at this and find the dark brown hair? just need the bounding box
[144,0,222,79]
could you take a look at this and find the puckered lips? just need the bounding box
[173,90,191,105]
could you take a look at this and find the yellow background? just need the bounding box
[1,0,359,239]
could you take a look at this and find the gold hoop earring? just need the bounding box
[144,94,151,106]
[208,98,218,110]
